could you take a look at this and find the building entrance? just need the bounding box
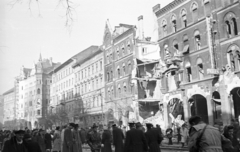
[231,87,240,119]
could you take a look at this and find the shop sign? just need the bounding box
[207,68,220,75]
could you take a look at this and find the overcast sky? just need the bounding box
[0,0,171,94]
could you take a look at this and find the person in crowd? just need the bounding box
[165,126,173,145]
[145,123,162,152]
[180,123,189,148]
[80,127,87,145]
[23,133,42,152]
[72,124,82,152]
[52,126,61,152]
[188,115,225,152]
[136,122,144,132]
[61,125,67,152]
[124,122,148,152]
[2,130,27,152]
[36,129,46,152]
[112,124,124,152]
[101,125,112,152]
[45,129,52,152]
[86,123,102,152]
[122,126,127,138]
[62,123,74,152]
[223,125,240,152]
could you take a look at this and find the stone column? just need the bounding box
[182,95,190,121]
[163,101,169,129]
[206,95,214,125]
[220,84,231,125]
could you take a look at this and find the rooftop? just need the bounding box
[2,87,14,96]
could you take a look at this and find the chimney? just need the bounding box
[138,15,144,40]
[152,4,161,14]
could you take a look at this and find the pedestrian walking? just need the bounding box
[101,125,112,152]
[86,123,102,152]
[24,133,42,152]
[2,130,27,152]
[124,122,148,152]
[80,128,87,145]
[45,129,53,152]
[145,123,163,152]
[188,115,224,152]
[112,124,124,152]
[223,125,240,152]
[62,123,74,152]
[72,124,82,152]
[52,126,61,152]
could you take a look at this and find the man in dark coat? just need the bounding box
[45,129,52,152]
[124,122,148,152]
[101,125,112,152]
[2,130,28,152]
[63,123,74,152]
[24,133,42,152]
[145,123,162,152]
[87,123,102,152]
[112,124,124,152]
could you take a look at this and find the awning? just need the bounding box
[182,44,189,54]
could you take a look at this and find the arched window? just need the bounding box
[164,44,170,59]
[106,52,109,64]
[122,63,126,76]
[191,2,198,21]
[224,12,238,38]
[118,84,121,96]
[171,15,177,32]
[116,46,120,60]
[182,34,189,54]
[194,30,201,50]
[227,45,240,71]
[191,2,198,11]
[181,9,187,27]
[128,61,132,74]
[173,40,179,54]
[37,88,40,94]
[197,58,204,80]
[123,82,127,93]
[185,61,192,82]
[127,40,131,53]
[122,43,125,55]
[162,19,167,37]
[109,49,113,62]
[108,88,111,99]
[117,66,121,78]
[111,86,114,97]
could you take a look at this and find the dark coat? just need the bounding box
[101,130,112,152]
[112,127,124,152]
[45,133,52,149]
[25,140,42,152]
[145,128,162,152]
[80,129,87,144]
[2,136,28,152]
[36,134,46,152]
[124,128,148,152]
[63,128,74,152]
[86,130,101,150]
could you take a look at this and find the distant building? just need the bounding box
[102,20,137,126]
[0,95,4,127]
[18,55,60,129]
[2,88,16,129]
[72,45,104,127]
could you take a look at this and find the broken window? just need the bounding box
[162,19,167,37]
[181,9,187,28]
[194,30,201,50]
[172,15,177,32]
[197,58,204,80]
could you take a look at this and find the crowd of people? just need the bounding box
[0,115,240,152]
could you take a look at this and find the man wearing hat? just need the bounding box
[24,133,42,152]
[124,122,148,152]
[145,123,162,152]
[86,123,101,152]
[2,130,27,152]
[62,123,74,152]
[112,124,124,152]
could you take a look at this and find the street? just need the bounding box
[82,149,188,152]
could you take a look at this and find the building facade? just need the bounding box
[2,88,16,129]
[0,95,3,128]
[102,21,138,126]
[72,46,105,127]
[153,0,240,127]
[18,55,59,129]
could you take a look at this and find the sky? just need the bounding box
[0,0,172,94]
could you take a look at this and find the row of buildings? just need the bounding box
[1,0,240,130]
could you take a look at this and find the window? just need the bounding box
[127,40,131,53]
[171,15,177,32]
[106,53,109,64]
[118,84,121,96]
[89,81,91,91]
[85,69,87,78]
[185,62,192,82]
[181,9,187,27]
[122,44,125,55]
[37,110,41,116]
[117,66,121,78]
[142,47,147,54]
[197,58,204,80]
[122,63,126,75]
[194,30,201,50]
[37,88,40,94]
[128,61,132,74]
[109,52,113,62]
[203,0,210,4]
[191,2,198,21]
[108,88,111,99]
[110,71,113,81]
[164,44,170,59]
[96,63,98,72]
[162,19,167,37]
[225,13,239,38]
[111,86,114,97]
[92,80,94,90]
[173,40,179,54]
[85,83,87,92]
[88,67,90,76]
[123,83,127,92]
[92,65,94,74]
[191,2,198,11]
[227,45,240,71]
[182,35,190,54]
[107,72,110,82]
[96,79,98,88]
[100,61,102,70]
[116,47,120,60]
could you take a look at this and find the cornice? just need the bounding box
[155,0,188,17]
